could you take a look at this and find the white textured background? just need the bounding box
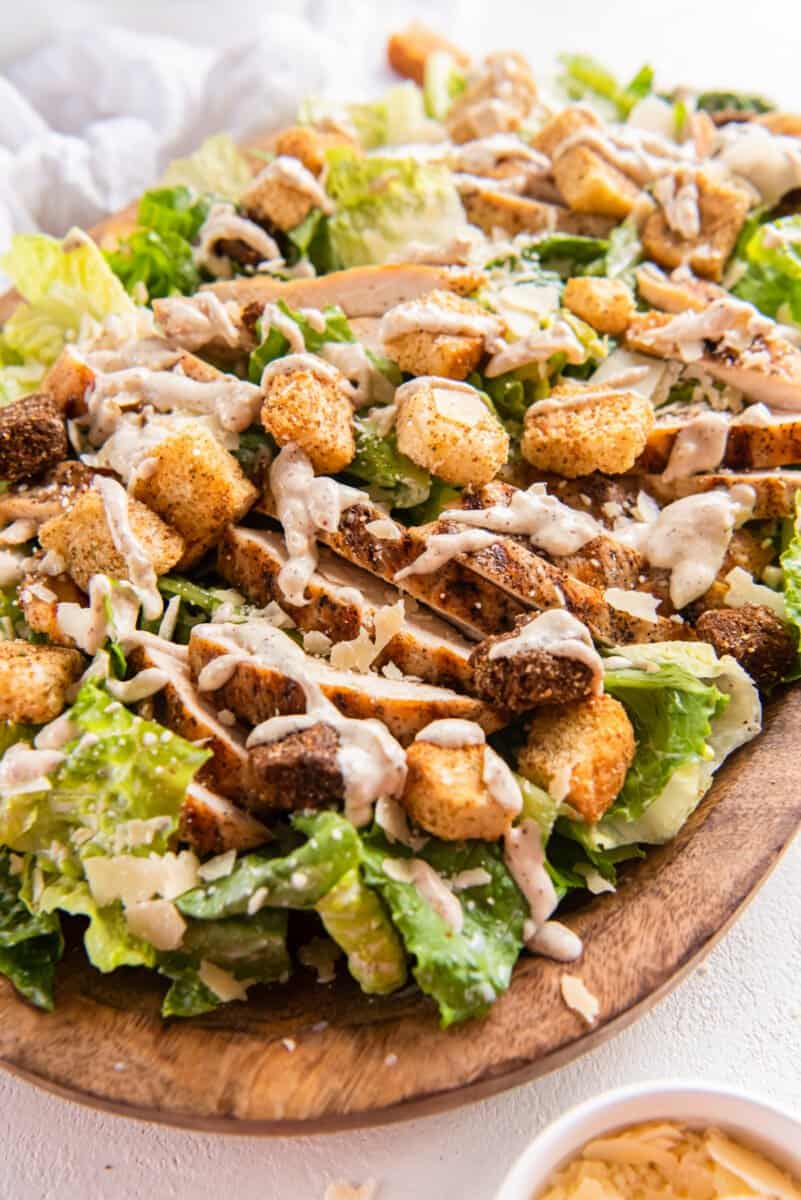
[1,3,801,1197]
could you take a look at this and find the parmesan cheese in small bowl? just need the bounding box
[495,1083,801,1200]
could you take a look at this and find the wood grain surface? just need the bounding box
[1,686,798,1134]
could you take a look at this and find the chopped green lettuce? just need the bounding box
[347,415,432,510]
[351,83,442,148]
[177,812,361,920]
[527,233,610,278]
[558,54,653,118]
[248,299,355,381]
[105,186,209,300]
[732,215,801,327]
[317,868,407,994]
[696,90,774,115]
[423,51,467,120]
[605,219,643,286]
[780,489,801,657]
[160,133,253,204]
[362,833,526,1027]
[0,850,63,1009]
[36,877,156,972]
[325,149,465,268]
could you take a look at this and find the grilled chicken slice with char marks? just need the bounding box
[636,404,801,475]
[180,781,271,856]
[644,469,801,519]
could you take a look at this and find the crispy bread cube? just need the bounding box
[19,572,85,646]
[521,383,654,478]
[563,277,634,336]
[130,425,257,568]
[0,640,84,723]
[241,173,314,233]
[39,489,184,593]
[261,368,355,474]
[382,291,490,380]
[387,23,470,85]
[245,723,344,813]
[695,604,797,691]
[402,740,515,840]
[553,145,640,218]
[0,394,66,484]
[532,106,601,157]
[518,693,635,823]
[469,621,597,713]
[395,377,508,486]
[641,171,751,282]
[274,125,359,175]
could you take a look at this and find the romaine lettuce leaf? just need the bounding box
[346,416,432,510]
[248,299,355,381]
[423,51,467,121]
[558,54,653,118]
[160,133,252,204]
[0,849,63,1009]
[177,812,361,920]
[325,149,465,268]
[696,90,774,115]
[780,489,801,657]
[106,186,209,301]
[36,877,156,972]
[362,833,526,1027]
[527,233,610,278]
[733,215,801,327]
[316,868,407,995]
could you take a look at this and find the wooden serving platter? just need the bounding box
[1,686,799,1134]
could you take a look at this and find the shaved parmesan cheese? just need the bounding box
[560,973,600,1025]
[374,796,428,851]
[84,850,200,907]
[303,630,334,656]
[604,588,661,623]
[383,857,463,932]
[198,849,236,882]
[539,1121,801,1200]
[124,899,186,951]
[724,565,787,619]
[329,600,404,673]
[198,960,249,1003]
[365,519,402,541]
[449,868,492,891]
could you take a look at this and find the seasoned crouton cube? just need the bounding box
[0,640,84,723]
[695,604,797,691]
[0,394,67,484]
[563,277,634,336]
[532,106,601,157]
[402,740,515,840]
[260,367,355,474]
[553,145,640,218]
[245,723,344,813]
[395,378,509,486]
[387,23,470,85]
[274,125,359,176]
[446,51,537,143]
[469,618,598,713]
[518,693,635,823]
[130,425,257,568]
[19,572,85,646]
[39,488,184,593]
[521,383,654,478]
[241,167,315,233]
[642,170,751,282]
[382,291,492,380]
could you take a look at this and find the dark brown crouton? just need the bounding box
[469,622,596,713]
[245,723,344,813]
[0,394,67,483]
[695,604,797,690]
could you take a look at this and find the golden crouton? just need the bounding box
[260,367,355,474]
[447,51,537,143]
[387,23,470,85]
[246,723,344,813]
[18,572,85,646]
[641,171,751,282]
[553,144,640,218]
[518,693,635,823]
[563,277,634,336]
[522,383,654,478]
[402,740,515,840]
[462,189,615,239]
[382,291,490,380]
[395,377,509,486]
[0,640,84,724]
[695,604,797,692]
[273,125,359,176]
[39,488,184,593]
[0,394,67,484]
[241,170,314,233]
[130,425,257,568]
[532,105,601,157]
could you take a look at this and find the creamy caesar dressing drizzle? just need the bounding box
[382,856,464,932]
[415,718,486,747]
[34,714,79,751]
[394,528,500,580]
[662,411,730,481]
[635,297,774,363]
[374,795,429,851]
[451,133,550,177]
[56,574,139,656]
[318,341,394,407]
[379,298,505,351]
[484,319,586,377]
[387,229,483,267]
[106,668,169,703]
[193,202,282,277]
[88,365,262,435]
[442,482,602,556]
[94,477,163,620]
[415,718,522,817]
[489,611,603,692]
[652,172,701,240]
[250,156,334,215]
[526,919,583,962]
[154,292,241,350]
[269,444,367,606]
[261,302,308,354]
[503,818,558,926]
[718,122,801,206]
[552,123,691,186]
[196,652,250,691]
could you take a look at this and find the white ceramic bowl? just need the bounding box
[495,1081,801,1200]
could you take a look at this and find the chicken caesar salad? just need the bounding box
[1,25,800,1027]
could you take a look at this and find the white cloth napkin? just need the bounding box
[0,17,349,255]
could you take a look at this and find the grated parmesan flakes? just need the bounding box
[560,974,600,1026]
[538,1121,801,1200]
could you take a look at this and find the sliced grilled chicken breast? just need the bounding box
[180,781,271,855]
